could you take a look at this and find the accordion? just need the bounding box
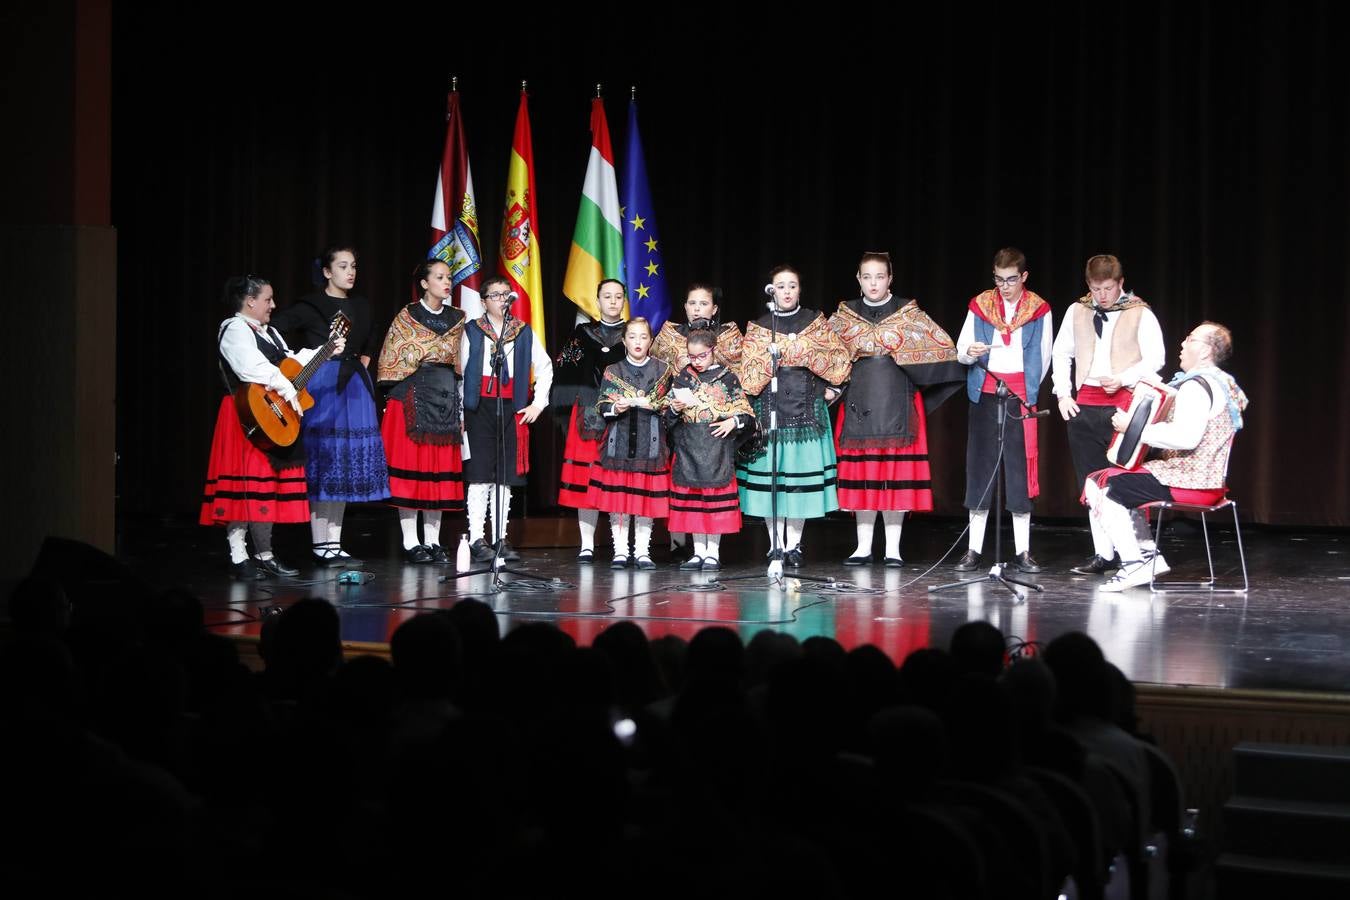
[1106,379,1178,469]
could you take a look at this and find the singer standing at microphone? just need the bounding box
[829,251,965,566]
[953,248,1054,573]
[460,275,553,562]
[737,265,852,566]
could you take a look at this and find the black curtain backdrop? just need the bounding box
[112,2,1350,527]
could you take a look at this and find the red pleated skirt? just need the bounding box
[668,475,741,534]
[382,397,465,510]
[585,466,671,518]
[200,396,309,524]
[835,395,935,512]
[557,402,602,509]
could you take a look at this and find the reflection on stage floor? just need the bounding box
[115,512,1350,695]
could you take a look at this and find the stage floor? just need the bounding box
[117,511,1350,695]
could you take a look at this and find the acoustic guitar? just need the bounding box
[234,312,351,450]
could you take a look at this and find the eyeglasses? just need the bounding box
[484,291,512,301]
[688,349,713,361]
[992,275,1022,286]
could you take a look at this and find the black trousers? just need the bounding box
[1066,403,1119,492]
[965,393,1032,514]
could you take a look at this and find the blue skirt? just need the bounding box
[301,359,390,502]
[736,432,839,520]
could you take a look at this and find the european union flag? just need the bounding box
[621,101,671,333]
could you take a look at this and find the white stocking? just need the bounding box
[634,517,653,558]
[492,486,512,544]
[853,510,877,557]
[226,522,249,564]
[422,510,442,548]
[968,508,989,553]
[703,533,721,560]
[882,510,905,560]
[1012,512,1031,555]
[398,509,421,549]
[467,483,490,543]
[785,518,804,551]
[612,513,631,556]
[249,522,274,559]
[577,508,599,552]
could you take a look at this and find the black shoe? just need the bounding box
[254,556,298,577]
[843,554,871,566]
[701,557,721,571]
[230,559,266,580]
[313,542,347,567]
[494,539,521,562]
[428,544,451,564]
[954,550,982,572]
[1071,554,1118,576]
[884,557,904,568]
[785,548,803,568]
[1011,551,1043,574]
[611,555,630,570]
[679,557,705,571]
[576,549,594,564]
[469,539,495,563]
[636,556,657,571]
[404,545,434,564]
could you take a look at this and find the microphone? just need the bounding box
[507,291,519,303]
[763,283,776,297]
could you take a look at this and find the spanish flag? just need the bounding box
[562,97,625,322]
[497,89,545,346]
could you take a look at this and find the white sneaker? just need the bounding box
[1099,559,1155,592]
[1143,550,1171,579]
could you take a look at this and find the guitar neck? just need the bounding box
[290,336,339,392]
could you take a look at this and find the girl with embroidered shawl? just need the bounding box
[585,318,674,570]
[649,282,744,560]
[666,328,754,571]
[376,260,466,564]
[828,252,965,566]
[551,279,628,562]
[736,265,853,567]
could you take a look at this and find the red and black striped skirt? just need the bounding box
[835,395,935,512]
[668,474,741,534]
[200,396,309,524]
[381,397,465,510]
[557,402,602,509]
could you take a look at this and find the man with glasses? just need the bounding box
[1051,254,1165,575]
[954,248,1054,573]
[1084,322,1247,591]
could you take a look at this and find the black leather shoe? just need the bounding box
[404,545,434,564]
[428,544,451,564]
[469,539,495,563]
[884,557,904,568]
[576,549,594,564]
[785,548,803,568]
[636,556,657,570]
[610,555,630,570]
[494,539,521,562]
[679,557,704,571]
[954,550,982,572]
[843,554,871,566]
[254,556,298,577]
[701,557,721,571]
[313,543,347,567]
[1011,552,1043,574]
[230,559,266,580]
[1071,554,1118,576]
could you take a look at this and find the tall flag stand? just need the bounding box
[621,89,670,333]
[429,77,483,318]
[497,82,545,346]
[563,86,625,322]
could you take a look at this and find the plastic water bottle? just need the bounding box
[456,534,471,571]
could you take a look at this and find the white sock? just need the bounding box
[1132,509,1157,552]
[704,533,721,560]
[492,486,512,544]
[398,509,421,549]
[327,501,346,547]
[853,510,877,557]
[422,510,442,548]
[613,513,630,556]
[577,508,599,552]
[692,533,708,558]
[310,503,330,545]
[1084,480,1117,560]
[249,521,274,558]
[785,518,804,551]
[634,517,653,558]
[765,517,785,551]
[882,510,905,559]
[226,522,249,564]
[1012,512,1031,555]
[468,483,490,543]
[968,508,989,553]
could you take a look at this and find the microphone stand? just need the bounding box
[930,361,1045,598]
[762,293,835,589]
